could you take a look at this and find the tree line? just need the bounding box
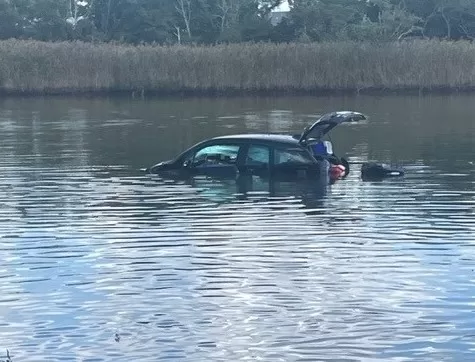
[1,0,475,44]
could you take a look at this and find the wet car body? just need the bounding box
[146,111,367,181]
[148,134,327,180]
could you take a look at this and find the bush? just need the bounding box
[0,39,474,95]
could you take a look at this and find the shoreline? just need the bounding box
[2,86,475,98]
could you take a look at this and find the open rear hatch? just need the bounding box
[299,111,367,178]
[298,111,367,145]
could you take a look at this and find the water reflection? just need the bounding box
[149,174,328,211]
[0,95,474,362]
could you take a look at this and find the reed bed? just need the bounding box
[1,39,474,95]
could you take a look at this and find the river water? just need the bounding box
[0,95,474,361]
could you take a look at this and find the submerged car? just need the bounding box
[145,111,366,181]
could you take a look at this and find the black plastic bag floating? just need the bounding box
[361,162,405,181]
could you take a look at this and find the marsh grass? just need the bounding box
[1,39,474,95]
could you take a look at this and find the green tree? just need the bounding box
[23,0,71,41]
[350,0,421,41]
[404,0,475,39]
[188,0,278,43]
[288,0,366,41]
[0,0,24,39]
[2,0,475,43]
[90,0,175,43]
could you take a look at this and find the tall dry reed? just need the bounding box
[0,39,474,94]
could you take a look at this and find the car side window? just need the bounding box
[274,148,314,165]
[245,145,270,167]
[192,144,240,166]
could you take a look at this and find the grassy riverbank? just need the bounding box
[1,39,474,95]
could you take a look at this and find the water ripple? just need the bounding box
[1,97,475,361]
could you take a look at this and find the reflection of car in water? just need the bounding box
[174,174,329,215]
[145,111,366,183]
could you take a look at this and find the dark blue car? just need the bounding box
[146,111,367,180]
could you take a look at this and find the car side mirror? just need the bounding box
[183,160,191,168]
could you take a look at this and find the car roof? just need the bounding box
[212,133,300,146]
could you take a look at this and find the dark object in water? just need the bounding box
[361,162,404,180]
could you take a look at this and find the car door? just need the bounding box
[272,147,321,179]
[187,142,242,178]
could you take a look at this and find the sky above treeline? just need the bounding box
[274,0,291,11]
